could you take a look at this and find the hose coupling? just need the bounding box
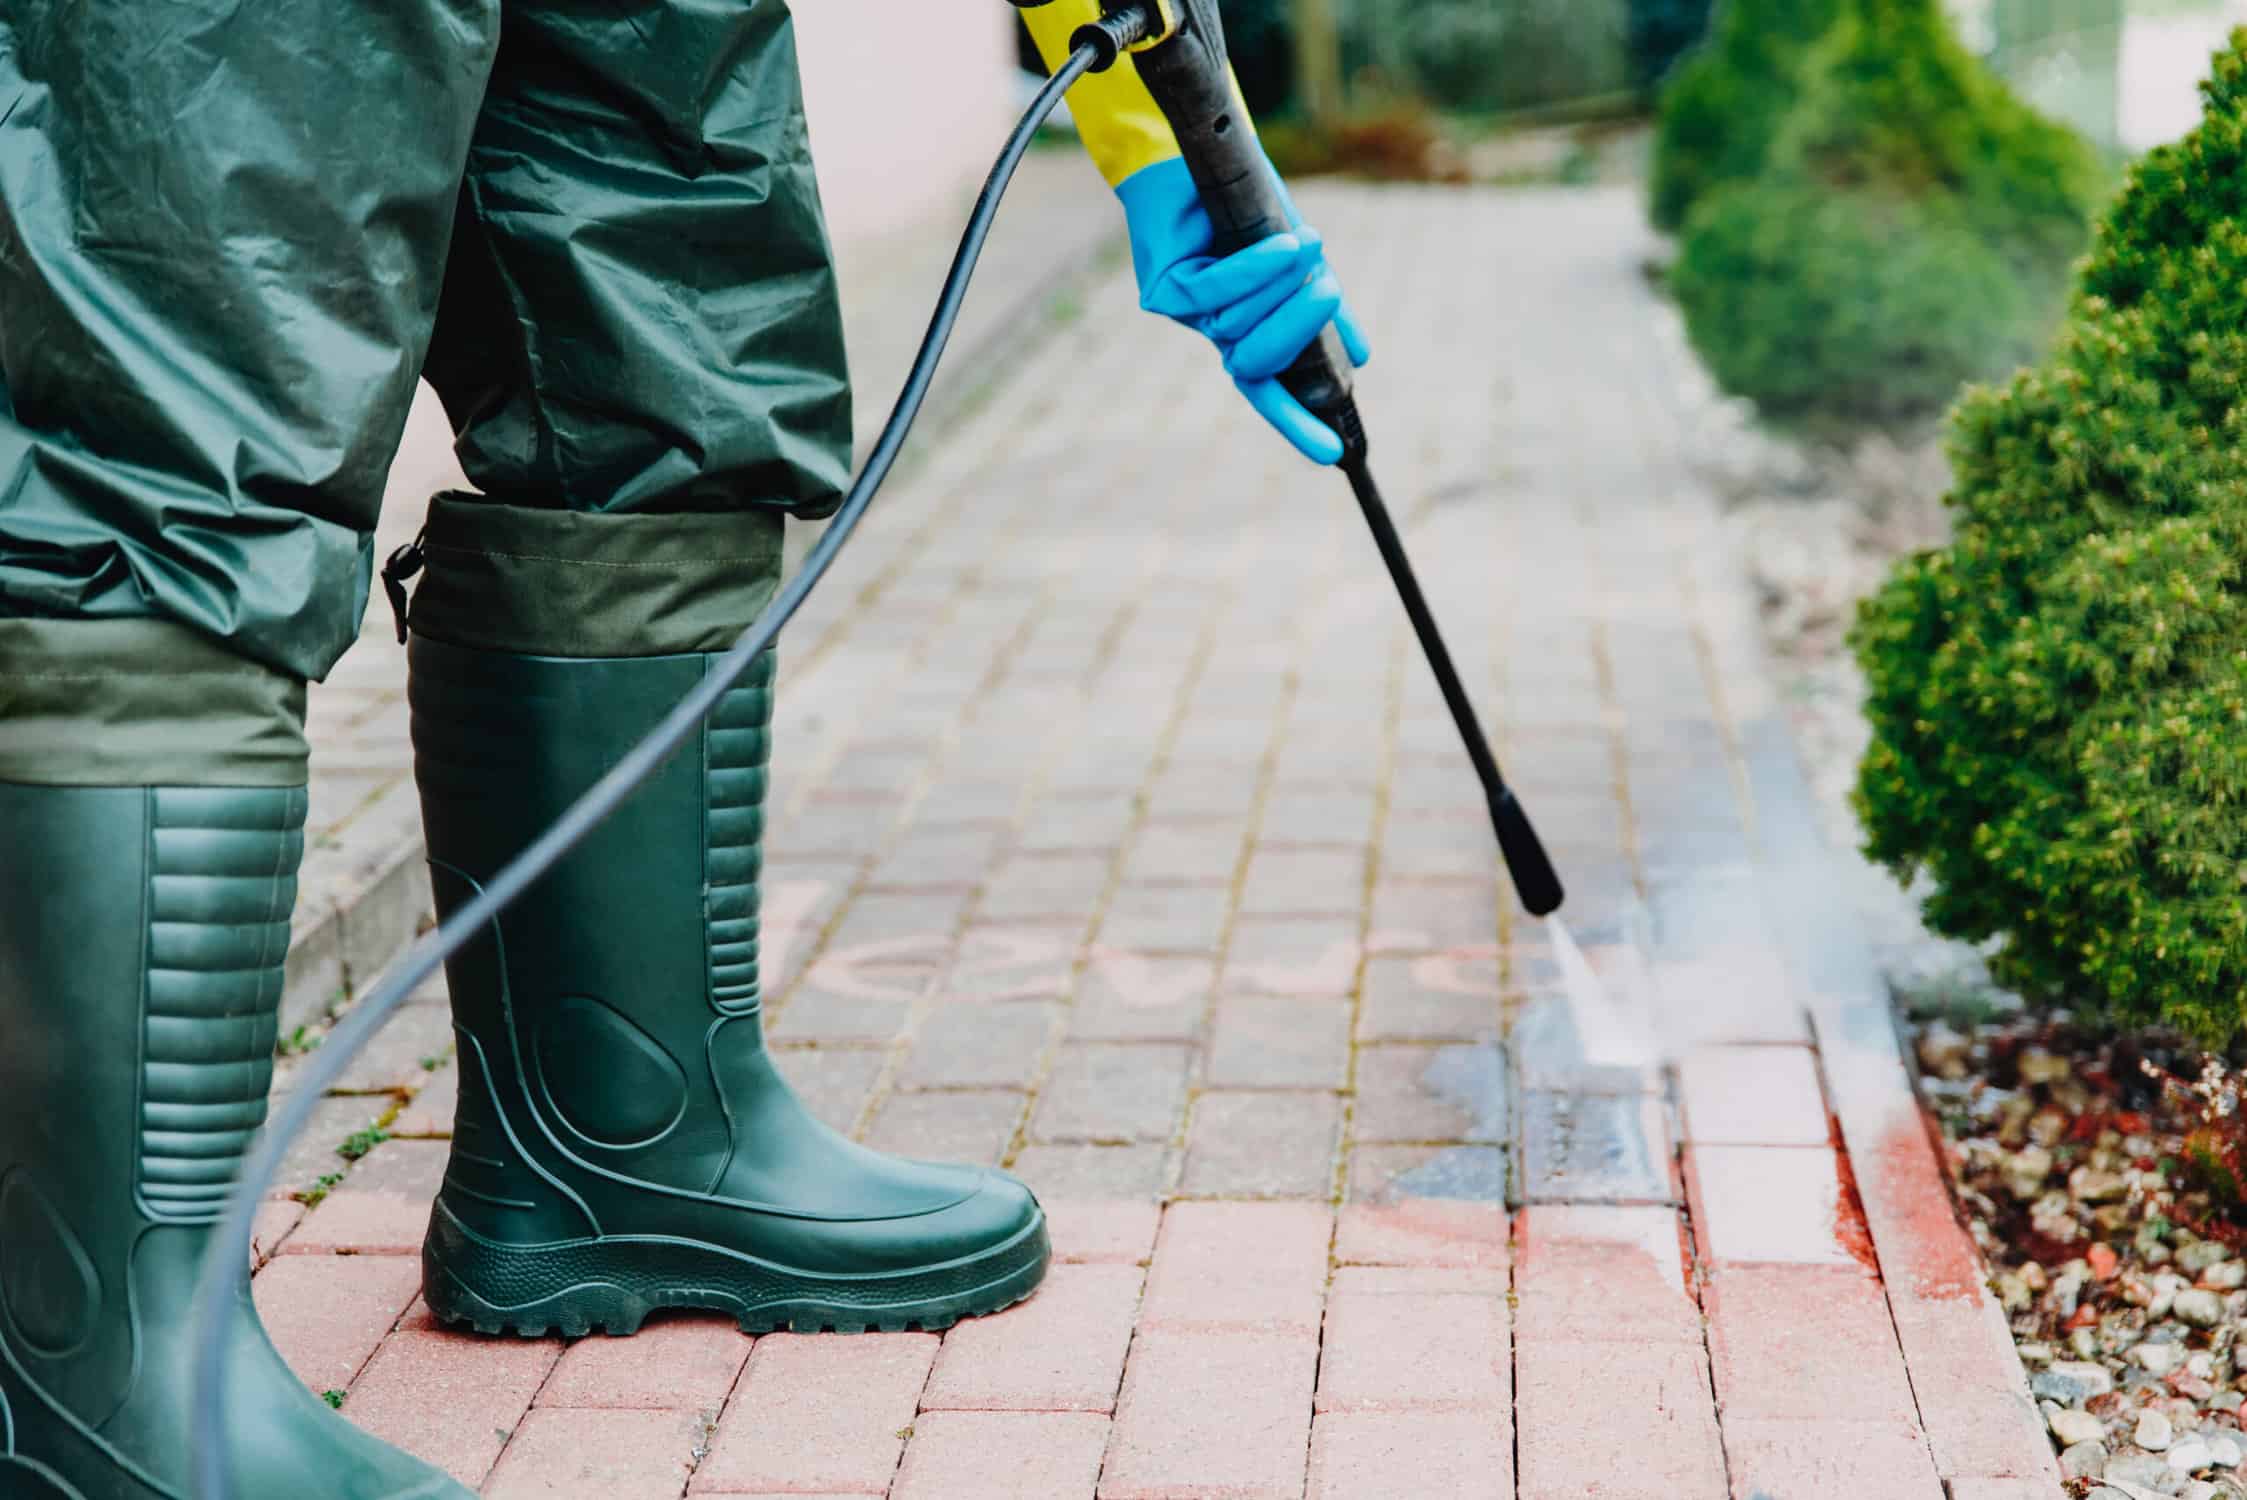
[1071,2,1159,70]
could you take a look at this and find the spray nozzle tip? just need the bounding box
[1491,791,1565,916]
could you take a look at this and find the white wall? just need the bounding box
[2119,4,2247,149]
[790,3,1023,248]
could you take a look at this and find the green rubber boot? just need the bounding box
[0,780,470,1499]
[408,638,1049,1337]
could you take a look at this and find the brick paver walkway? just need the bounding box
[256,184,2059,1499]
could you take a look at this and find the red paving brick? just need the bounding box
[891,1410,1109,1500]
[253,1253,423,1392]
[1720,1418,1944,1500]
[1705,1266,1918,1424]
[538,1315,752,1412]
[392,1061,459,1136]
[250,1199,303,1266]
[1315,1268,1507,1414]
[1677,1045,1830,1146]
[1332,1200,1508,1270]
[284,1189,434,1255]
[281,1141,450,1255]
[1686,1144,1860,1268]
[1047,1199,1161,1265]
[1307,1411,1511,1500]
[1514,1204,1701,1345]
[691,1333,936,1495]
[1138,1201,1329,1335]
[347,1328,560,1488]
[1889,1298,2065,1486]
[482,1407,706,1500]
[1515,1341,1726,1500]
[1100,1329,1319,1500]
[921,1263,1142,1412]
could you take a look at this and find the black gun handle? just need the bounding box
[1132,20,1356,422]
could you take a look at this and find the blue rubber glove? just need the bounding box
[1115,155,1371,464]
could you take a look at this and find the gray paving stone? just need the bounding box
[1518,1090,1676,1205]
[1031,1044,1192,1144]
[1010,1143,1171,1200]
[1352,1042,1509,1145]
[1357,955,1503,1043]
[767,1048,885,1136]
[1070,954,1215,1042]
[1348,1145,1511,1204]
[328,1001,456,1097]
[1204,997,1351,1090]
[864,1090,1026,1166]
[1093,883,1230,954]
[1179,1092,1342,1198]
[900,1001,1057,1090]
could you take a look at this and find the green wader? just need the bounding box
[0,2,1043,1494]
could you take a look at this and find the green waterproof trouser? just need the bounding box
[0,0,846,712]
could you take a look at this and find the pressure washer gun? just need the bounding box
[1035,0,1566,916]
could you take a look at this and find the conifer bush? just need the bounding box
[1669,0,2102,427]
[1852,35,2247,1043]
[1648,0,1841,233]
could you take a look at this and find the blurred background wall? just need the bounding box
[791,5,1021,248]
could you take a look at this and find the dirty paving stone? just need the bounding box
[1519,1090,1675,1205]
[1350,1145,1512,1205]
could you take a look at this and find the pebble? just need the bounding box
[2138,1343,2189,1377]
[2179,1290,2228,1328]
[2062,1440,2113,1481]
[2085,1489,2133,1500]
[2051,1360,2119,1398]
[2040,1367,2107,1403]
[2209,1262,2247,1292]
[2019,1047,2073,1085]
[1918,1023,1970,1079]
[2213,1435,2245,1468]
[2075,1166,2132,1203]
[2137,1409,2178,1451]
[2180,1242,2233,1276]
[2052,1407,2108,1447]
[2107,1453,2182,1494]
[2007,1144,2055,1199]
[2171,1436,2217,1472]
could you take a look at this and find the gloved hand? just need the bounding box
[1115,154,1371,464]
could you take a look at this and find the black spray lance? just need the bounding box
[188,9,1559,1492]
[1079,0,1565,916]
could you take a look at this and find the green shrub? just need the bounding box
[1670,0,2101,427]
[1627,0,1714,91]
[1219,0,1297,117]
[1851,33,2247,1043]
[1648,0,1842,232]
[1671,185,2036,425]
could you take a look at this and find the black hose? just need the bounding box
[188,38,1107,1499]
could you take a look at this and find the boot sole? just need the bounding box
[421,1199,1051,1338]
